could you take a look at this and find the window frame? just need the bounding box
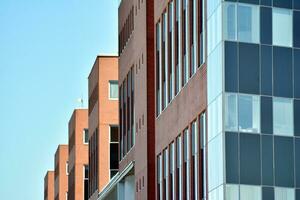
[108,80,119,100]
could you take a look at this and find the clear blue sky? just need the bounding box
[0,1,118,199]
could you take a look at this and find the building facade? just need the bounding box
[68,109,89,200]
[88,56,119,200]
[44,171,55,200]
[155,0,300,200]
[54,145,69,200]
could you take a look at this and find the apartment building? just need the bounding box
[155,0,300,200]
[88,56,119,200]
[44,171,55,200]
[68,109,89,200]
[54,145,69,200]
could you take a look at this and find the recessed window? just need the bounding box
[238,95,260,133]
[275,187,295,200]
[273,98,293,136]
[237,4,259,43]
[83,128,88,144]
[84,165,89,200]
[109,126,119,179]
[109,80,118,100]
[273,8,292,47]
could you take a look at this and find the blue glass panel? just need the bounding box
[294,11,300,48]
[225,41,238,92]
[263,187,274,200]
[295,49,300,98]
[225,132,239,183]
[262,135,274,185]
[260,7,272,45]
[273,0,292,9]
[261,45,272,96]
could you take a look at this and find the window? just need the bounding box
[273,0,292,9]
[237,4,259,43]
[240,134,261,185]
[238,95,260,133]
[84,165,89,200]
[261,45,272,96]
[273,47,293,98]
[225,93,238,132]
[170,142,175,200]
[261,135,274,185]
[163,149,168,200]
[223,3,237,41]
[83,128,88,144]
[183,129,189,199]
[275,188,295,200]
[109,80,118,99]
[275,136,294,187]
[294,49,300,98]
[295,11,300,48]
[225,132,239,183]
[273,98,293,136]
[239,43,260,95]
[182,0,188,86]
[162,12,167,109]
[175,0,180,95]
[168,1,174,102]
[295,139,300,187]
[110,126,119,179]
[273,8,292,47]
[156,21,161,116]
[225,41,238,93]
[240,185,261,200]
[176,136,182,199]
[263,187,274,200]
[260,7,272,45]
[295,100,300,137]
[226,184,239,200]
[191,121,198,199]
[261,96,273,134]
[157,154,162,200]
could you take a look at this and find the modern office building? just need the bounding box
[44,171,55,200]
[68,109,89,200]
[155,0,300,200]
[54,145,69,200]
[88,56,119,200]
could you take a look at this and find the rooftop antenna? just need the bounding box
[77,94,84,108]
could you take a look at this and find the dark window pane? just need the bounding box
[110,126,119,142]
[110,143,119,169]
[294,11,300,48]
[297,189,300,200]
[225,132,239,183]
[295,100,300,136]
[260,7,272,45]
[262,187,274,200]
[296,139,300,187]
[295,0,300,9]
[225,41,238,92]
[261,96,273,134]
[274,136,294,187]
[239,43,260,95]
[261,45,272,95]
[262,135,274,185]
[273,47,293,98]
[294,49,300,98]
[238,0,259,4]
[261,0,272,6]
[273,0,292,8]
[240,133,261,185]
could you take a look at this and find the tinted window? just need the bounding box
[294,49,300,98]
[240,133,261,185]
[261,96,273,134]
[273,47,292,98]
[261,0,271,6]
[261,45,272,96]
[297,189,300,200]
[260,7,272,45]
[295,0,300,9]
[262,135,274,185]
[238,0,259,4]
[294,11,300,48]
[225,132,239,183]
[274,136,294,187]
[295,100,300,136]
[273,0,292,8]
[273,98,293,136]
[273,8,293,47]
[296,139,300,187]
[262,187,274,200]
[225,41,238,92]
[110,143,119,169]
[239,43,260,94]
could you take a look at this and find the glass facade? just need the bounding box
[207,0,300,200]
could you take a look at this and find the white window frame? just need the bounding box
[108,80,119,100]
